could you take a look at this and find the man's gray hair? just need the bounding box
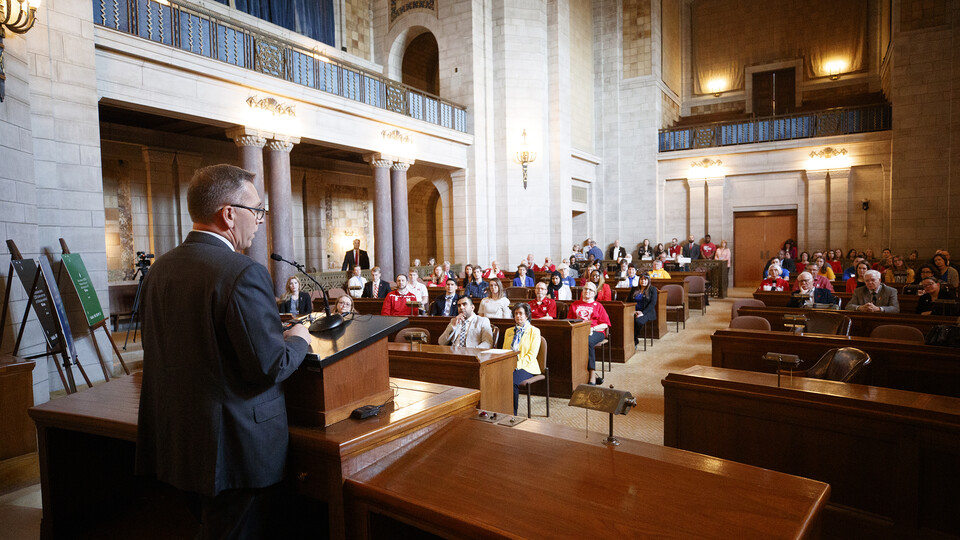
[864,269,882,280]
[797,271,813,282]
[187,164,255,224]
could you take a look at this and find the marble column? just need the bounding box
[365,154,395,279]
[226,127,268,267]
[390,160,413,278]
[687,178,707,238]
[265,136,299,296]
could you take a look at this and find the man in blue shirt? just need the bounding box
[587,240,604,262]
[513,264,535,287]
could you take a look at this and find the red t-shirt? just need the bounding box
[760,277,789,291]
[381,290,418,316]
[533,264,556,273]
[569,300,611,335]
[668,245,682,256]
[482,268,505,279]
[700,242,717,259]
[528,298,557,319]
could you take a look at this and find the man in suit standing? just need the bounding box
[430,278,463,316]
[136,164,311,538]
[682,235,700,259]
[608,239,627,261]
[341,238,370,271]
[362,266,390,298]
[846,270,900,312]
[438,296,494,348]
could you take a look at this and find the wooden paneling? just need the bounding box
[737,305,957,337]
[0,356,36,461]
[733,210,797,287]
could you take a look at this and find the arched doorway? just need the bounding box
[408,180,443,262]
[401,32,439,95]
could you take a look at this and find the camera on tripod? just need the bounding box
[136,251,154,272]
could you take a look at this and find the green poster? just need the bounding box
[61,253,105,326]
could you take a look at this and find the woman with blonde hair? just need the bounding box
[334,294,355,315]
[479,278,511,318]
[279,276,311,316]
[428,264,448,287]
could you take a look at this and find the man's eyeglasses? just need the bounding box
[229,204,267,221]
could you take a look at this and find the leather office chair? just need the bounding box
[803,311,852,336]
[730,298,765,320]
[729,316,771,331]
[783,347,872,383]
[517,336,549,418]
[869,324,925,343]
[684,276,707,315]
[394,327,431,344]
[662,285,685,332]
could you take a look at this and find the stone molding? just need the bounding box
[265,140,295,153]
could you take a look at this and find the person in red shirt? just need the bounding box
[668,237,682,258]
[587,269,612,301]
[534,256,556,273]
[381,274,418,316]
[569,282,611,385]
[482,260,505,280]
[700,234,717,260]
[528,282,557,319]
[760,264,789,291]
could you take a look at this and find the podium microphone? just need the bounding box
[270,253,344,333]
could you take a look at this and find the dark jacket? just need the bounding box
[341,249,370,271]
[429,293,465,316]
[787,288,837,308]
[279,291,311,315]
[362,279,390,299]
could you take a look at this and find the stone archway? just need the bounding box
[408,179,442,262]
[401,32,439,95]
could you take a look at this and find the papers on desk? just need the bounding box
[677,257,691,264]
[483,348,513,354]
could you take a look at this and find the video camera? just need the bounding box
[135,251,154,276]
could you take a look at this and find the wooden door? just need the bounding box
[733,210,797,287]
[752,68,795,116]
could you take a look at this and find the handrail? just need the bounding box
[93,0,468,133]
[658,103,891,152]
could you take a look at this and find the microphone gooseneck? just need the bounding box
[270,253,344,333]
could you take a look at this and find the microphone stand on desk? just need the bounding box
[271,253,344,333]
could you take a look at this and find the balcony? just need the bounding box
[92,0,468,133]
[658,104,891,152]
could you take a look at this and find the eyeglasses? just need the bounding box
[229,204,267,221]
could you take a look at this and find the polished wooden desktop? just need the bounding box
[386,342,517,414]
[345,416,830,539]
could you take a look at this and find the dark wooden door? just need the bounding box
[733,210,797,287]
[752,68,795,116]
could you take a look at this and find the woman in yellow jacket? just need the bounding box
[502,302,542,416]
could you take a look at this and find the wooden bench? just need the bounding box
[752,289,921,313]
[663,365,960,539]
[711,328,960,397]
[736,305,958,337]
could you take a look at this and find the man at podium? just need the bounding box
[136,164,311,538]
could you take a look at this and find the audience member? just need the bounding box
[846,270,899,313]
[668,238,682,258]
[443,261,457,281]
[912,264,937,286]
[933,253,960,288]
[513,264,535,287]
[279,276,312,316]
[648,259,671,279]
[346,265,366,298]
[465,267,489,298]
[653,242,666,259]
[589,269,612,301]
[361,266,390,298]
[876,249,893,274]
[608,239,626,261]
[381,274,418,316]
[916,277,958,316]
[479,278,511,318]
[631,273,658,346]
[570,282,610,385]
[796,252,810,274]
[334,294,355,315]
[548,271,572,300]
[529,282,557,319]
[617,264,640,288]
[534,257,556,273]
[638,239,654,260]
[842,257,865,281]
[699,234,717,260]
[779,250,796,274]
[427,264,448,288]
[760,265,789,291]
[438,296,494,349]
[845,260,871,292]
[715,240,730,267]
[826,250,842,274]
[524,253,536,271]
[884,255,914,284]
[460,264,474,285]
[787,272,837,308]
[682,234,700,260]
[782,239,798,260]
[571,244,585,261]
[503,302,542,415]
[799,262,833,291]
[763,257,790,279]
[407,269,429,306]
[341,238,370,270]
[483,260,505,280]
[845,248,858,260]
[429,279,464,316]
[558,264,577,287]
[814,256,835,281]
[586,239,604,262]
[907,250,920,262]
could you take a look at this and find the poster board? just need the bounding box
[60,253,106,326]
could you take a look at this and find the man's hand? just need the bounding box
[285,324,311,343]
[857,303,881,313]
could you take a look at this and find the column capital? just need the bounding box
[391,159,413,172]
[265,139,296,153]
[804,170,830,182]
[364,153,394,169]
[686,177,707,189]
[826,168,851,181]
[141,148,177,165]
[226,127,267,148]
[705,176,725,188]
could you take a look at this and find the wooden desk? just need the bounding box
[737,305,959,337]
[28,373,479,540]
[345,416,829,539]
[386,343,516,414]
[390,317,590,398]
[753,289,921,313]
[613,288,668,339]
[711,328,960,397]
[663,365,960,538]
[600,300,636,363]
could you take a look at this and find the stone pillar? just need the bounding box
[687,178,707,238]
[173,152,203,243]
[706,177,725,237]
[365,154,395,279]
[141,148,178,257]
[390,160,413,278]
[227,127,268,267]
[805,170,829,249]
[827,168,851,249]
[265,136,299,296]
[117,160,136,275]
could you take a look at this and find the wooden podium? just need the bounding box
[285,314,408,427]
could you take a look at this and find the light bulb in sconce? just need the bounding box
[824,60,846,81]
[2,0,41,34]
[515,130,537,189]
[707,79,725,97]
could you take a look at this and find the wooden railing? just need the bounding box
[658,104,891,152]
[93,0,468,132]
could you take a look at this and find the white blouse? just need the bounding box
[479,296,511,319]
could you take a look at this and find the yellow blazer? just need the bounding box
[502,324,542,374]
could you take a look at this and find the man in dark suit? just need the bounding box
[608,239,627,261]
[788,271,838,307]
[341,238,370,270]
[429,278,463,316]
[682,234,700,259]
[361,266,390,298]
[136,164,311,538]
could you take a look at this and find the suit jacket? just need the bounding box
[341,249,370,271]
[361,279,390,299]
[438,314,494,349]
[513,275,535,287]
[787,288,837,308]
[845,284,900,313]
[682,242,700,259]
[429,293,464,316]
[136,232,310,497]
[279,291,312,315]
[608,246,627,260]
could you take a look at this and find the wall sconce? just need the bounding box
[707,79,725,97]
[515,129,537,189]
[809,147,846,160]
[824,61,845,81]
[2,0,40,34]
[344,230,354,237]
[806,147,850,171]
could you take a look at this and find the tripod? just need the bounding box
[123,265,148,350]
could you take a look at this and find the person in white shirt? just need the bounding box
[616,264,640,289]
[479,278,511,318]
[346,265,366,298]
[407,268,429,310]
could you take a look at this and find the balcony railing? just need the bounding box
[93,0,468,133]
[658,104,891,152]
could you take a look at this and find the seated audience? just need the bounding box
[884,255,915,284]
[513,264,535,287]
[826,250,843,274]
[558,264,577,287]
[524,253,537,271]
[846,248,859,261]
[795,251,810,274]
[842,257,865,281]
[465,266,489,298]
[502,302,542,415]
[528,282,557,319]
[589,269,612,301]
[346,265,367,298]
[763,257,790,279]
[438,296,494,349]
[631,273,658,346]
[617,263,640,288]
[782,239,798,260]
[787,272,838,308]
[587,240,604,261]
[845,260,871,292]
[760,265,789,291]
[570,282,610,385]
[814,256,835,281]
[907,249,920,261]
[648,259,671,279]
[571,244,585,261]
[407,269,429,307]
[429,279,463,316]
[483,260,505,280]
[916,277,959,316]
[547,271,572,300]
[846,270,899,313]
[381,274,418,316]
[427,264,448,287]
[443,261,457,281]
[913,264,938,285]
[653,242,666,259]
[479,278,511,318]
[334,294,355,315]
[794,263,833,292]
[534,257,556,273]
[279,276,312,316]
[361,266,390,299]
[876,249,893,274]
[638,239,654,260]
[933,253,960,288]
[778,250,796,275]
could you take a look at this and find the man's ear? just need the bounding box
[219,205,236,229]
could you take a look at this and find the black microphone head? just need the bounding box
[270,253,283,261]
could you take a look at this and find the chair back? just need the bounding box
[662,284,683,306]
[555,302,569,319]
[804,311,852,336]
[327,287,347,299]
[729,316,771,331]
[731,298,765,319]
[684,275,705,294]
[869,324,925,343]
[805,347,872,382]
[491,326,501,348]
[536,336,548,373]
[506,286,530,300]
[394,327,431,344]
